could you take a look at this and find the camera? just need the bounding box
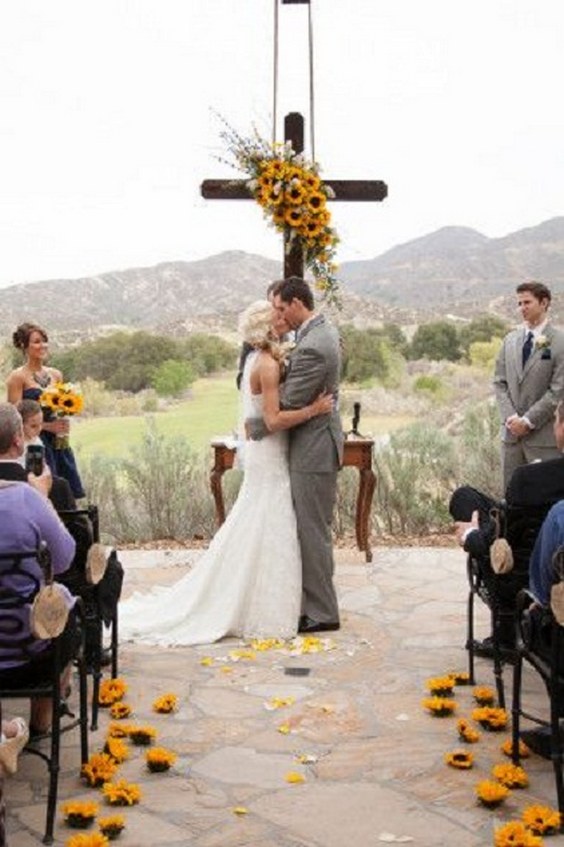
[25,444,44,476]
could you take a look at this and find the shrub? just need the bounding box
[374,423,457,534]
[413,374,444,396]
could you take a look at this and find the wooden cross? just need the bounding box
[201,112,387,278]
[201,0,387,278]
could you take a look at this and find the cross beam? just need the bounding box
[201,112,388,278]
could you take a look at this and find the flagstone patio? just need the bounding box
[3,545,561,846]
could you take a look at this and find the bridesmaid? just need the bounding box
[6,322,85,499]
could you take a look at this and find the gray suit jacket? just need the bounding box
[493,322,564,446]
[281,315,344,472]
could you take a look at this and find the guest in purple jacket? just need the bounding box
[0,403,77,735]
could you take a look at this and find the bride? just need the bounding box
[119,300,333,646]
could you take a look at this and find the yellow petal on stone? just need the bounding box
[232,806,248,816]
[277,723,291,735]
[200,657,214,666]
[285,771,306,784]
[220,666,233,674]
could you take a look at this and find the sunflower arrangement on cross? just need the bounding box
[218,119,340,304]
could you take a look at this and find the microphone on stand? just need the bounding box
[351,402,361,436]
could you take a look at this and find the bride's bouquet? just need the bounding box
[39,382,84,449]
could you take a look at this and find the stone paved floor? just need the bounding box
[4,546,564,846]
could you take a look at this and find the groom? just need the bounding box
[271,277,344,633]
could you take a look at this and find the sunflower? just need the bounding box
[152,693,178,714]
[447,671,471,686]
[492,761,529,788]
[500,737,530,758]
[494,821,543,847]
[107,722,131,739]
[109,702,132,720]
[145,747,177,773]
[81,753,119,788]
[522,804,561,835]
[97,815,126,840]
[306,192,326,213]
[104,737,129,764]
[61,800,99,828]
[421,696,457,717]
[127,725,157,746]
[304,173,321,191]
[425,676,455,697]
[300,219,324,240]
[444,750,474,769]
[473,685,495,706]
[66,834,110,847]
[471,706,508,731]
[284,208,304,228]
[475,779,510,808]
[102,779,141,807]
[285,183,306,205]
[60,394,84,415]
[98,678,127,707]
[457,718,481,743]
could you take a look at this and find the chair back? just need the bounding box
[0,542,52,666]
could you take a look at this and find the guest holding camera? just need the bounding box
[0,403,78,736]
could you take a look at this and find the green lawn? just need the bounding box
[71,374,414,460]
[72,375,240,460]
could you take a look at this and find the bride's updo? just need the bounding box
[238,300,274,348]
[12,322,48,353]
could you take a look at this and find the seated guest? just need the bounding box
[0,403,78,736]
[451,400,564,654]
[0,399,76,512]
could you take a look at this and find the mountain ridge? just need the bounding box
[1,217,564,339]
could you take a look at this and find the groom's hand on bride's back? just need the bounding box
[246,417,269,441]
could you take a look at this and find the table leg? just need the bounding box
[210,468,226,527]
[356,468,376,562]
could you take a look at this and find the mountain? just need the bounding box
[1,217,564,339]
[340,218,564,312]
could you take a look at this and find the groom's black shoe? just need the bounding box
[298,615,340,634]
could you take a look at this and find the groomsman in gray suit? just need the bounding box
[494,280,564,489]
[271,278,344,633]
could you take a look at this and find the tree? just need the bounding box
[151,360,195,397]
[340,326,394,384]
[409,321,461,361]
[458,315,509,358]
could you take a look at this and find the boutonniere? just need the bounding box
[278,340,296,381]
[535,335,552,359]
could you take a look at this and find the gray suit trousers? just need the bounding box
[290,469,339,623]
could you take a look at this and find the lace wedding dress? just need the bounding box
[119,352,301,646]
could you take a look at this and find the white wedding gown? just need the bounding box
[119,352,302,646]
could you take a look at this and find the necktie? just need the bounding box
[522,331,534,367]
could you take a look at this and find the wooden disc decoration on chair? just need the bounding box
[550,582,564,625]
[30,583,69,639]
[490,538,514,574]
[86,542,110,585]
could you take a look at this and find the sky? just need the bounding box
[0,0,563,289]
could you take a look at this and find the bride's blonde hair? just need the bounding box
[238,300,275,349]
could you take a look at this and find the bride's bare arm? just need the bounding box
[260,355,332,432]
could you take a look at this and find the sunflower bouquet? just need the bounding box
[219,118,340,304]
[39,381,84,449]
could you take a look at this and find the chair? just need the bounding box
[511,575,564,829]
[466,502,550,707]
[0,542,89,845]
[58,505,121,730]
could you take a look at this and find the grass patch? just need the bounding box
[72,375,240,460]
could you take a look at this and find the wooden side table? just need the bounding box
[210,437,376,562]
